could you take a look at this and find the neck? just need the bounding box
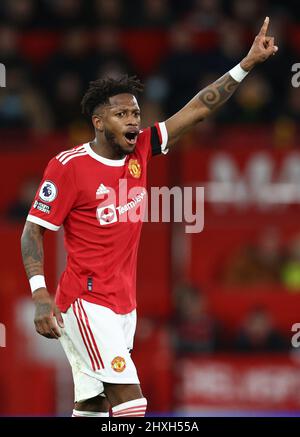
[90,133,125,160]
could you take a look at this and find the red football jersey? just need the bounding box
[27,122,168,314]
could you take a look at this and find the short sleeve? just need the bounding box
[150,122,169,156]
[137,121,169,164]
[26,157,77,231]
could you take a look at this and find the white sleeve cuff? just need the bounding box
[26,214,60,231]
[158,122,169,155]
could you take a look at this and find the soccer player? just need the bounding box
[21,18,277,417]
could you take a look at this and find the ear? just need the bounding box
[92,114,104,132]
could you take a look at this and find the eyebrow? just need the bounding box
[109,106,140,112]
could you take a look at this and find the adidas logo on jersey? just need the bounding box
[96,183,110,196]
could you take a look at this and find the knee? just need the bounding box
[103,383,143,407]
[75,394,110,412]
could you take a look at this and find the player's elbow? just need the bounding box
[21,221,45,249]
[21,222,32,254]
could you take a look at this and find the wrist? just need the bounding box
[32,287,50,303]
[240,57,256,72]
[29,275,46,294]
[229,63,250,82]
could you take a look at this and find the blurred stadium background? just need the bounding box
[1,0,300,417]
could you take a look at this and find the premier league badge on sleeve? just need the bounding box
[39,180,57,203]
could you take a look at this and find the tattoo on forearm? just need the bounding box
[198,73,239,110]
[21,224,44,278]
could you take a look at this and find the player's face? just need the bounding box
[102,93,141,155]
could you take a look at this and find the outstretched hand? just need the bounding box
[241,17,278,71]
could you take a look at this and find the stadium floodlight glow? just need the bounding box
[0,63,6,87]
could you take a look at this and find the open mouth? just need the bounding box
[124,131,138,145]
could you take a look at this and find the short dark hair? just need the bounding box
[81,75,144,117]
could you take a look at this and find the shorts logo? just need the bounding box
[39,180,57,203]
[128,159,141,179]
[97,204,117,225]
[111,356,126,372]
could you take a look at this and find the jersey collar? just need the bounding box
[84,142,126,167]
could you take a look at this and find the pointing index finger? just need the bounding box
[259,16,270,36]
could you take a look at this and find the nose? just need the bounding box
[126,116,138,126]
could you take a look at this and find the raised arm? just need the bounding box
[21,221,63,339]
[165,17,278,147]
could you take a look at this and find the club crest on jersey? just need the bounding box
[128,159,141,179]
[111,356,126,373]
[96,204,117,225]
[39,180,57,203]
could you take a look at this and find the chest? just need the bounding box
[76,156,147,208]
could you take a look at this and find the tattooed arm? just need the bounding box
[165,17,278,147]
[21,221,64,339]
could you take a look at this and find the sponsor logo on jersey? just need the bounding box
[116,191,146,215]
[111,356,126,372]
[39,180,57,203]
[97,204,117,225]
[128,159,141,179]
[33,200,51,214]
[96,183,110,197]
[96,190,146,225]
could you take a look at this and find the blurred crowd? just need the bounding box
[171,282,290,355]
[0,0,299,141]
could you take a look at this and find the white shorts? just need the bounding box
[59,298,139,402]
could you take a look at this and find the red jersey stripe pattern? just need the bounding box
[77,299,105,369]
[72,300,104,371]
